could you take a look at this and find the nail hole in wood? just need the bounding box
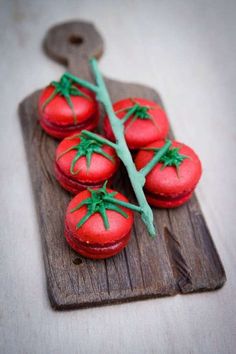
[73,257,83,265]
[69,35,84,46]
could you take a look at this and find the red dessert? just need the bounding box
[104,98,169,149]
[135,140,202,208]
[55,132,119,194]
[65,184,134,259]
[38,74,99,139]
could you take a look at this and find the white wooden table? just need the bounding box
[1,1,235,353]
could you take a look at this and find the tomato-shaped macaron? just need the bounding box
[104,98,169,149]
[65,183,134,259]
[135,140,202,208]
[38,74,99,139]
[55,132,119,194]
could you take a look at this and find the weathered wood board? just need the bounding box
[19,21,226,310]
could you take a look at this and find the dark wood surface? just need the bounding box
[18,21,226,310]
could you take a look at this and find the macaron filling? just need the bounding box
[146,190,194,208]
[145,188,194,202]
[65,221,130,259]
[40,112,98,132]
[55,161,109,194]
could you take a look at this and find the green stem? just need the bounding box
[121,104,139,123]
[64,60,160,237]
[81,130,118,150]
[89,58,156,237]
[140,140,172,177]
[64,72,99,94]
[104,196,142,213]
[41,89,57,111]
[56,146,75,160]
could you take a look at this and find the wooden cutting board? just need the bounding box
[19,21,226,310]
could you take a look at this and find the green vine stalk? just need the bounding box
[64,59,169,237]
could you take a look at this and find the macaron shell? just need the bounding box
[38,84,98,125]
[54,162,107,194]
[146,190,193,208]
[40,114,99,139]
[65,223,131,259]
[135,140,202,196]
[55,135,119,183]
[65,189,134,245]
[104,98,169,149]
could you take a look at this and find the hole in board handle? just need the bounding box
[69,35,84,46]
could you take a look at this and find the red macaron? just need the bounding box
[64,184,134,259]
[104,98,169,150]
[38,74,99,139]
[135,140,202,208]
[55,133,119,194]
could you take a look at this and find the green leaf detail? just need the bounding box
[143,144,189,176]
[77,211,93,229]
[116,99,158,131]
[70,181,139,230]
[104,203,129,218]
[57,133,115,175]
[41,74,92,124]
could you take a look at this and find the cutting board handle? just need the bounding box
[43,21,104,80]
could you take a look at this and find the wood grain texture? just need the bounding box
[18,21,226,310]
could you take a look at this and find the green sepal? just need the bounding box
[70,199,90,213]
[143,144,189,176]
[115,99,159,132]
[76,211,93,229]
[41,74,91,124]
[70,181,138,230]
[57,133,115,175]
[99,203,109,230]
[103,202,128,218]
